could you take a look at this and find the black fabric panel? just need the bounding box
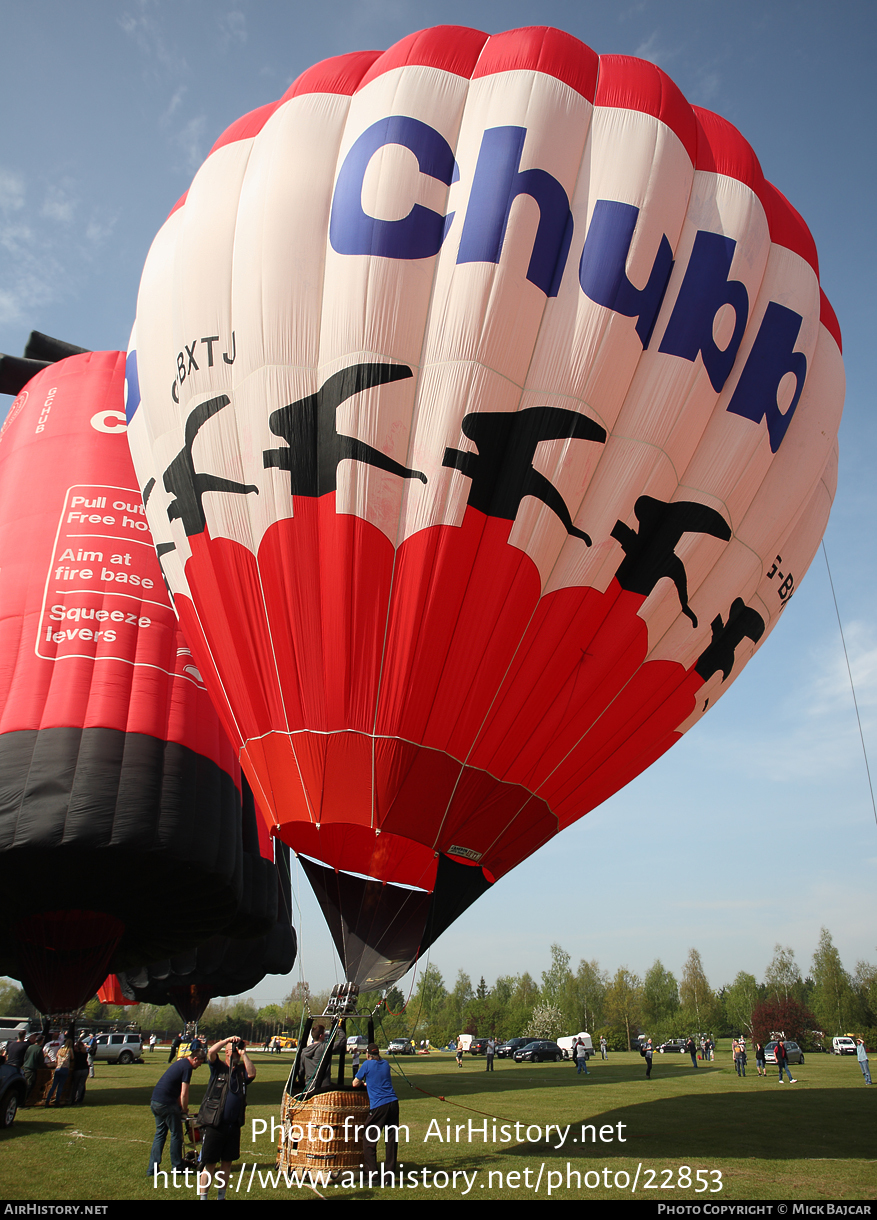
[299,855,432,990]
[0,726,244,983]
[228,775,278,938]
[0,354,51,397]
[419,853,493,955]
[117,840,296,1016]
[23,331,90,362]
[299,852,492,989]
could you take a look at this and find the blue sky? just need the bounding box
[1,0,875,1006]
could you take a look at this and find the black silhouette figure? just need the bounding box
[263,362,426,495]
[442,407,606,544]
[611,496,732,628]
[163,395,260,537]
[695,598,765,682]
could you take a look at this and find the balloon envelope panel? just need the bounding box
[126,27,844,986]
[0,352,246,1009]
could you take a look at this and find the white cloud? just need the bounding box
[162,86,187,123]
[695,70,721,103]
[175,115,208,173]
[0,163,118,327]
[0,169,26,214]
[806,619,877,713]
[218,10,247,48]
[119,0,181,73]
[85,211,119,248]
[41,184,78,225]
[633,31,679,66]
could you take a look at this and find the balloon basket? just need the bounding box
[276,1088,368,1177]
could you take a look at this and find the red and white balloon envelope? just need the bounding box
[125,26,844,988]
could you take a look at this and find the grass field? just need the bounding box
[3,1042,873,1202]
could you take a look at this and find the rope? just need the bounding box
[822,541,877,828]
[374,1013,513,1124]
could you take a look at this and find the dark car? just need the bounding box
[657,1039,687,1054]
[469,1038,490,1055]
[496,1038,532,1059]
[0,1063,27,1128]
[513,1040,564,1063]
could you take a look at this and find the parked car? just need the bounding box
[496,1038,532,1059]
[387,1038,415,1056]
[469,1038,490,1055]
[0,1062,27,1128]
[764,1040,804,1065]
[92,1032,144,1064]
[657,1039,687,1054]
[513,1040,564,1063]
[831,1036,857,1056]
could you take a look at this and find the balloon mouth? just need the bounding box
[13,909,125,1013]
[297,852,430,892]
[298,852,493,989]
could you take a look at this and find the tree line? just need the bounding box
[2,927,874,1050]
[392,928,877,1050]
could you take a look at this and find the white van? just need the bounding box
[832,1036,857,1055]
[557,1032,594,1060]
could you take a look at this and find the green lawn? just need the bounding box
[3,1044,873,1201]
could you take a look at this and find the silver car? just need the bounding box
[92,1032,143,1064]
[764,1040,804,1066]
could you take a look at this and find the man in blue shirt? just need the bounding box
[352,1043,399,1176]
[856,1038,871,1085]
[147,1047,206,1178]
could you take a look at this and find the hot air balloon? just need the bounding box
[115,786,297,1023]
[125,26,844,989]
[0,346,273,1012]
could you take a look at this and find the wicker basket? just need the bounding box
[276,1088,369,1176]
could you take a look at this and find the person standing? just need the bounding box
[755,1042,767,1077]
[147,1046,206,1177]
[4,1031,27,1071]
[734,1039,747,1078]
[301,1024,343,1093]
[644,1038,654,1079]
[856,1038,871,1085]
[353,1044,399,1177]
[45,1038,73,1106]
[21,1036,44,1105]
[485,1037,495,1072]
[686,1036,698,1068]
[574,1039,589,1075]
[600,1036,608,1060]
[455,1037,464,1068]
[86,1032,97,1078]
[775,1039,796,1084]
[71,1039,90,1104]
[197,1036,256,1200]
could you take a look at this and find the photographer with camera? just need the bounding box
[197,1036,256,1200]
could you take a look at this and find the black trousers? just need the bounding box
[362,1100,399,1174]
